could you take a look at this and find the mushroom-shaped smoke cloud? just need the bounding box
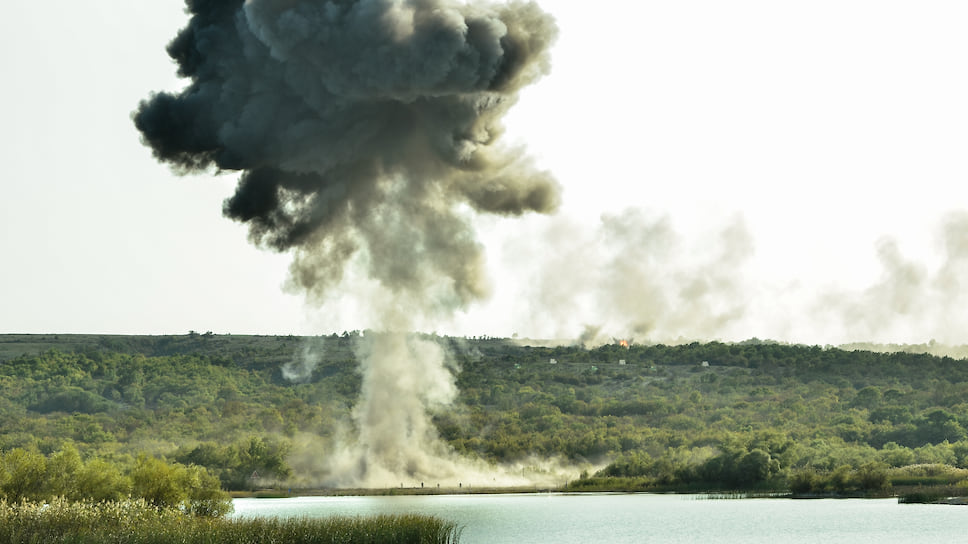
[135,0,560,487]
[134,0,559,309]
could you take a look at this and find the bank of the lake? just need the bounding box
[235,480,968,505]
[232,492,968,543]
[232,485,560,498]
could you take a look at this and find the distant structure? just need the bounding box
[549,358,557,365]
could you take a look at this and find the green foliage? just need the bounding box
[129,454,232,516]
[2,334,968,496]
[591,441,782,490]
[76,459,130,502]
[0,447,230,517]
[174,436,292,490]
[787,469,819,494]
[129,455,189,509]
[597,451,653,478]
[31,386,116,414]
[0,449,47,501]
[785,462,890,495]
[45,445,83,499]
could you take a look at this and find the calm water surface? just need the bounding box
[232,493,968,543]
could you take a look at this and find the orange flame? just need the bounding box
[619,340,629,348]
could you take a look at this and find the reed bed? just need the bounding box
[0,498,462,544]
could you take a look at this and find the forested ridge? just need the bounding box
[2,333,968,497]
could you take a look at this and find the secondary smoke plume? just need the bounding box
[510,210,756,345]
[816,211,968,345]
[135,0,559,486]
[504,210,968,350]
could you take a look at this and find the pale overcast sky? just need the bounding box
[2,1,967,346]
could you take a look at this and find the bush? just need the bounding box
[787,469,819,494]
[129,454,232,516]
[0,447,231,517]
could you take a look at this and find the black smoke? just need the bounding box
[134,0,559,307]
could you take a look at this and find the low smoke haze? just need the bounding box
[3,1,968,347]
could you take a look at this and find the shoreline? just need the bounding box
[232,485,563,498]
[232,485,968,505]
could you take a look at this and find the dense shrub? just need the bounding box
[0,447,231,517]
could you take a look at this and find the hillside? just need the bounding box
[1,333,967,495]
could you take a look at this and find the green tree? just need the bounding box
[182,464,233,517]
[852,386,882,410]
[129,454,231,516]
[826,465,853,494]
[44,444,82,499]
[787,468,819,494]
[1,449,47,501]
[737,448,780,485]
[130,455,187,509]
[76,458,130,502]
[878,442,915,467]
[852,461,889,492]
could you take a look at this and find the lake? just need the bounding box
[232,493,968,543]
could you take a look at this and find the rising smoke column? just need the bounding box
[134,0,558,485]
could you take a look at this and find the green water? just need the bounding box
[232,493,968,543]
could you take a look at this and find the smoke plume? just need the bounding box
[135,0,559,486]
[504,209,968,350]
[509,210,756,345]
[134,0,558,305]
[816,211,968,345]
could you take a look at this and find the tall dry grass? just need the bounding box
[0,497,462,544]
